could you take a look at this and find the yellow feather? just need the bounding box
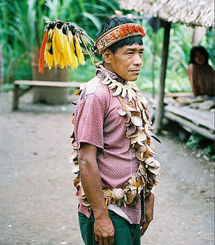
[46,51,53,69]
[69,35,78,68]
[52,31,57,69]
[75,36,85,65]
[53,27,61,66]
[62,35,70,68]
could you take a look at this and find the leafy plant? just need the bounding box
[0,0,119,84]
[186,134,204,150]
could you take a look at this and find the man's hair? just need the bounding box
[189,46,209,65]
[96,17,143,54]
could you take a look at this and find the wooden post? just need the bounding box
[12,84,19,110]
[153,21,171,134]
[151,33,157,98]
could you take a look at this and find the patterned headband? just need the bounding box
[95,23,145,55]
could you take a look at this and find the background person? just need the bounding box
[187,46,215,97]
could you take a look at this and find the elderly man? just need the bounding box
[71,16,161,245]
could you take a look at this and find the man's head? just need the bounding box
[96,17,145,81]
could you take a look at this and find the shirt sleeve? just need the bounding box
[74,91,106,150]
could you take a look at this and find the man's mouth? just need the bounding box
[130,70,140,74]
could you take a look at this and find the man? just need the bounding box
[70,16,161,245]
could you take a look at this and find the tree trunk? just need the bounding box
[153,21,171,134]
[32,48,68,104]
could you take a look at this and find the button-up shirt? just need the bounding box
[74,69,141,224]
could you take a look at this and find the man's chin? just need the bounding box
[129,75,139,81]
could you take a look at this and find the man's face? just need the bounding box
[104,43,144,81]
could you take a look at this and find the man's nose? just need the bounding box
[133,53,142,66]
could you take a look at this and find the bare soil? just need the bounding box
[0,91,214,245]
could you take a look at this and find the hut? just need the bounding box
[120,0,214,139]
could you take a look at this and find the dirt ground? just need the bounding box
[0,91,214,245]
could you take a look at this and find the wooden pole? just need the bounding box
[153,21,171,134]
[151,33,157,98]
[12,84,19,111]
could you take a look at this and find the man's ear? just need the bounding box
[102,49,113,64]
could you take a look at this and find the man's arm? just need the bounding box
[140,192,155,236]
[79,143,115,245]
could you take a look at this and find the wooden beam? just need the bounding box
[12,80,83,111]
[165,111,214,141]
[165,105,214,132]
[14,80,83,88]
[153,21,171,134]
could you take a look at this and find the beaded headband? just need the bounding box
[95,23,145,55]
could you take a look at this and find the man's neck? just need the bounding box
[103,63,127,84]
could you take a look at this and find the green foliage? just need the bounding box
[0,0,118,84]
[186,134,204,150]
[133,20,193,93]
[68,58,95,82]
[186,134,214,157]
[1,1,214,95]
[199,29,215,67]
[1,83,14,92]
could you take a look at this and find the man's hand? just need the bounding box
[94,214,115,245]
[140,192,155,236]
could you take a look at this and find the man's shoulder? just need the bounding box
[84,76,110,98]
[83,76,100,96]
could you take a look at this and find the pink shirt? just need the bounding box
[74,70,141,224]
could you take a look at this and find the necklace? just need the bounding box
[97,63,161,197]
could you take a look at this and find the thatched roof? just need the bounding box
[120,0,214,28]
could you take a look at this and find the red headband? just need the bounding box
[95,23,145,55]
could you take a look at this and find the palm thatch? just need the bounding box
[120,0,214,28]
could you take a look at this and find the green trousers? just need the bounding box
[78,210,141,245]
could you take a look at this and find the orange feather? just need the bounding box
[39,31,48,73]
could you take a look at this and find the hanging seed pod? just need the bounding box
[125,102,136,112]
[126,124,137,137]
[148,166,161,175]
[102,77,111,85]
[127,88,135,101]
[112,84,122,96]
[126,190,134,204]
[131,116,142,127]
[129,130,138,139]
[112,188,124,201]
[150,142,156,151]
[109,82,117,89]
[121,86,127,98]
[117,107,127,116]
[73,176,80,188]
[69,150,78,162]
[68,24,76,35]
[62,25,67,35]
[72,165,79,174]
[49,21,56,30]
[56,21,64,29]
[136,144,147,160]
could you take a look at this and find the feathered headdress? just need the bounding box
[38,19,145,73]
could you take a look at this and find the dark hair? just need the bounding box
[96,17,143,54]
[189,46,209,65]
